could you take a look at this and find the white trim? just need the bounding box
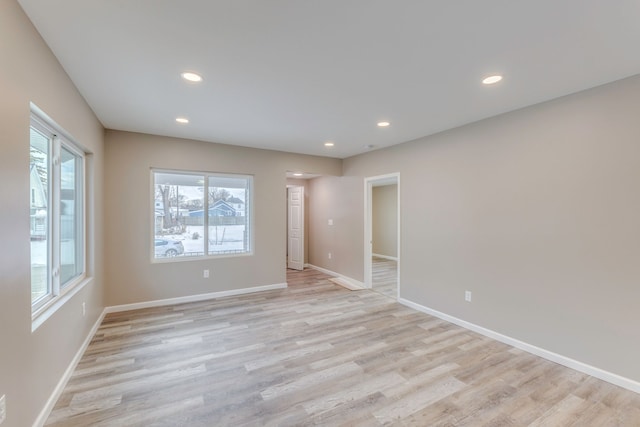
[30,106,89,322]
[372,253,398,261]
[287,185,305,271]
[105,283,287,314]
[32,278,90,332]
[33,308,106,427]
[364,178,372,288]
[35,280,639,426]
[35,282,288,425]
[150,169,254,263]
[328,277,364,291]
[307,264,365,290]
[398,297,640,394]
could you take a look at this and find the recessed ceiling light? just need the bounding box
[175,117,189,124]
[377,121,390,127]
[482,75,503,85]
[181,72,203,82]
[293,172,303,177]
[324,142,335,147]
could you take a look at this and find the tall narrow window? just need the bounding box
[152,170,252,261]
[30,111,86,314]
[60,145,83,285]
[30,125,50,305]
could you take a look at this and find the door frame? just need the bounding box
[364,173,400,297]
[287,185,305,270]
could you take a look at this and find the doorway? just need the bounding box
[287,185,305,270]
[364,173,400,299]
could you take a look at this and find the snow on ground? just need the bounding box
[158,225,247,256]
[31,240,47,265]
[30,226,246,266]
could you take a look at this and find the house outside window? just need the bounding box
[152,169,253,261]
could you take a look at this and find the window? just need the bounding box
[152,170,252,261]
[30,112,85,314]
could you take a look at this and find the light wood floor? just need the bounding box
[46,268,640,426]
[372,256,398,299]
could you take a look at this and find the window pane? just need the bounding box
[60,146,82,285]
[153,172,204,258]
[30,111,87,318]
[30,127,50,304]
[208,176,250,255]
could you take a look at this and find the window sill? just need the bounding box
[151,251,254,264]
[31,276,92,332]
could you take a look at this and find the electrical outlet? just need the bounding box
[82,302,86,317]
[465,291,472,302]
[328,252,332,259]
[0,394,6,425]
[203,269,209,278]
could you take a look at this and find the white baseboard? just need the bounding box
[306,264,365,290]
[329,277,364,291]
[372,253,398,261]
[35,282,287,426]
[33,309,106,427]
[398,297,640,394]
[105,282,288,314]
[36,280,637,427]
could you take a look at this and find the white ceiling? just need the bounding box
[18,0,640,159]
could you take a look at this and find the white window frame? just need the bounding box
[151,168,254,263]
[30,108,87,326]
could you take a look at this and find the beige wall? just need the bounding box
[308,176,364,281]
[0,1,105,426]
[372,184,398,258]
[104,131,341,306]
[340,75,640,383]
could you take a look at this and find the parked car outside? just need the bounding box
[155,238,184,258]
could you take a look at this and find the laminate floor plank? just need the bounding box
[46,268,640,426]
[372,256,397,299]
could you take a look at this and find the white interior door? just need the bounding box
[287,186,304,270]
